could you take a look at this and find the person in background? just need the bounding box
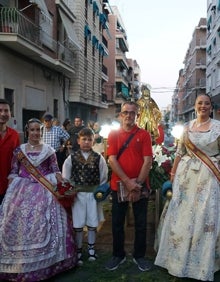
[105,101,153,272]
[62,118,72,156]
[155,94,220,281]
[92,122,104,154]
[87,120,95,132]
[42,114,70,172]
[68,116,84,152]
[62,118,72,132]
[52,118,60,126]
[0,98,20,204]
[62,128,108,266]
[0,118,77,281]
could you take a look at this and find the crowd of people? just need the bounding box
[0,93,219,281]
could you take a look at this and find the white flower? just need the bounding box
[153,145,171,166]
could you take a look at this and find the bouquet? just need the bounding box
[54,181,76,209]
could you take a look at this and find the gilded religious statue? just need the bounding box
[137,84,162,141]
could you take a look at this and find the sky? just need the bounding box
[109,0,207,109]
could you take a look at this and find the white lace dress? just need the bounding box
[155,119,220,281]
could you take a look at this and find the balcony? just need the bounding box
[0,7,75,75]
[0,7,41,46]
[102,64,108,81]
[116,48,128,74]
[116,29,129,52]
[195,60,206,70]
[196,78,206,88]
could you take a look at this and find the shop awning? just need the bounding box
[58,9,81,51]
[93,1,99,16]
[99,13,107,27]
[84,24,91,40]
[121,84,129,98]
[92,35,99,48]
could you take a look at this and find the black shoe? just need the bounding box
[105,256,126,271]
[133,257,152,271]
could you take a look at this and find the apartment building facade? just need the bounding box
[0,0,81,135]
[0,0,113,134]
[98,5,141,123]
[206,0,220,119]
[170,69,184,123]
[68,0,110,123]
[174,18,207,123]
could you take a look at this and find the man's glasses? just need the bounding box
[121,111,136,116]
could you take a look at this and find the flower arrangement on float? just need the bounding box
[149,144,176,192]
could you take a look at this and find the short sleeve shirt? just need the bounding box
[107,125,153,190]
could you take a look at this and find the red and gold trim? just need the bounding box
[184,134,220,182]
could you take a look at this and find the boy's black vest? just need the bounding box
[71,150,100,186]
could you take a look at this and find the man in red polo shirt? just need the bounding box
[105,101,153,272]
[0,99,20,204]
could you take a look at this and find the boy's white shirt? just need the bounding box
[62,150,108,185]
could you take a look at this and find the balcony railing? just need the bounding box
[57,41,76,68]
[0,7,75,70]
[0,7,41,46]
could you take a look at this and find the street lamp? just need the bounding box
[171,124,184,144]
[99,121,120,159]
[99,124,111,160]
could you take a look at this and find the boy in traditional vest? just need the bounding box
[62,128,108,265]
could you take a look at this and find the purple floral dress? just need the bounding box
[0,144,77,282]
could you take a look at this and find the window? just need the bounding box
[206,75,211,92]
[85,0,88,19]
[218,0,220,11]
[84,67,88,95]
[4,88,14,116]
[39,12,54,50]
[92,73,95,92]
[217,65,220,85]
[207,44,212,55]
[207,15,212,31]
[93,10,96,22]
[53,99,58,119]
[84,37,88,57]
[59,9,81,51]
